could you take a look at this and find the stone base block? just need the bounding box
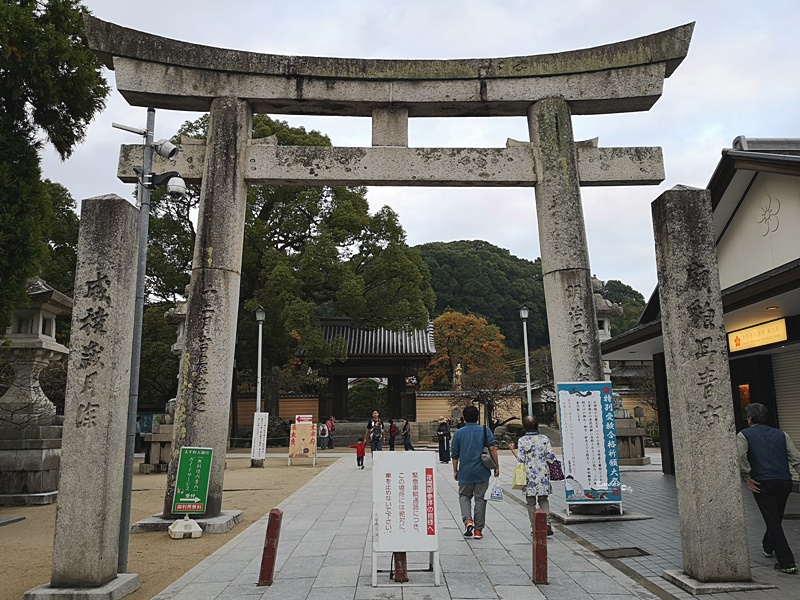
[23,573,140,600]
[0,491,58,506]
[551,508,652,524]
[137,463,167,474]
[131,509,243,534]
[662,570,776,595]
[619,456,651,466]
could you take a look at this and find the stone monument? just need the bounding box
[653,186,768,593]
[84,15,693,519]
[25,195,141,598]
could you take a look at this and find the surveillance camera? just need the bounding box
[153,139,179,160]
[166,176,187,199]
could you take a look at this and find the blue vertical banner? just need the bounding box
[556,382,622,506]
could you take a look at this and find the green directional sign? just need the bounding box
[172,446,213,514]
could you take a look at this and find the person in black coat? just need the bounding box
[437,416,451,463]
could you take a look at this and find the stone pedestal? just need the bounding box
[615,418,651,466]
[163,98,252,519]
[528,98,603,386]
[0,424,62,505]
[652,186,750,582]
[49,195,140,588]
[139,424,173,474]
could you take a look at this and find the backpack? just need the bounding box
[319,424,328,436]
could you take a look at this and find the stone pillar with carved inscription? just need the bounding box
[163,97,252,519]
[50,195,140,588]
[652,186,750,582]
[528,98,603,387]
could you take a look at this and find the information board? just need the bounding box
[172,446,213,514]
[556,382,622,505]
[288,422,316,463]
[372,451,438,552]
[250,412,269,460]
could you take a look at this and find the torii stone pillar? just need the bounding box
[528,98,604,385]
[163,97,252,519]
[653,187,751,586]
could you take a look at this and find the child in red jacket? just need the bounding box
[350,437,367,469]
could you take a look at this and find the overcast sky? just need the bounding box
[41,0,800,297]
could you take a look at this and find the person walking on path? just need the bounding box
[326,415,336,449]
[738,402,800,574]
[451,405,499,540]
[350,437,367,469]
[318,421,329,450]
[402,418,414,451]
[509,415,556,537]
[437,416,451,463]
[388,419,398,451]
[366,410,384,454]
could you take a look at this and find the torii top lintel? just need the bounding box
[84,16,693,117]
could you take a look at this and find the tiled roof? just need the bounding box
[321,318,435,358]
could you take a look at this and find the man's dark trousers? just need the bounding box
[753,479,794,567]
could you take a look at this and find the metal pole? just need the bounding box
[522,318,533,418]
[119,107,155,573]
[256,319,263,414]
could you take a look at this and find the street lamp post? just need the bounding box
[113,110,185,572]
[519,303,534,419]
[251,306,266,467]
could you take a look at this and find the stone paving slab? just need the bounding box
[153,453,671,599]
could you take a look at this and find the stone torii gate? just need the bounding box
[85,16,693,519]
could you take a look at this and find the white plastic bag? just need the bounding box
[487,476,504,502]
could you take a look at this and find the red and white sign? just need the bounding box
[295,414,313,423]
[372,451,438,552]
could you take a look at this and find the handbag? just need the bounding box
[480,426,497,470]
[512,463,527,490]
[488,476,504,501]
[549,459,565,481]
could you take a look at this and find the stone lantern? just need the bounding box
[0,279,72,505]
[0,279,72,424]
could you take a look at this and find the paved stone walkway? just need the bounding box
[152,451,800,600]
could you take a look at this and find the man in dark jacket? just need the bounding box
[738,403,800,574]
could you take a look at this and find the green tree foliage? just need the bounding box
[39,180,80,297]
[416,240,547,349]
[603,279,647,336]
[146,114,435,391]
[347,379,387,421]
[0,0,108,331]
[138,305,180,410]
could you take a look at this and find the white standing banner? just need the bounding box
[250,412,269,460]
[371,451,441,586]
[372,451,438,552]
[557,382,623,513]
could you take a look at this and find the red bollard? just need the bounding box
[532,509,548,584]
[393,552,409,583]
[258,508,283,586]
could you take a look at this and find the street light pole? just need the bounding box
[519,303,534,419]
[118,107,155,573]
[251,306,266,468]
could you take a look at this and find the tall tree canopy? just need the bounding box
[0,0,108,330]
[415,240,547,349]
[146,114,435,390]
[603,279,647,336]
